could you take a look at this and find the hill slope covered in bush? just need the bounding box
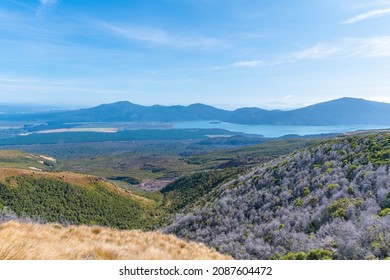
[164,133,390,259]
[0,168,165,230]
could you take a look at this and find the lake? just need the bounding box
[172,121,390,138]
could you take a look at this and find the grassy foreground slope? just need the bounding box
[164,133,390,260]
[0,168,165,230]
[0,221,231,260]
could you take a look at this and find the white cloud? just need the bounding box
[346,37,390,57]
[293,45,342,60]
[291,36,390,61]
[100,23,170,44]
[221,36,390,72]
[232,60,264,68]
[99,21,225,49]
[341,8,390,24]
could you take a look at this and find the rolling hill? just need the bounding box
[0,167,166,230]
[164,132,390,260]
[1,97,390,125]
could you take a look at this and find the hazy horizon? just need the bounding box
[1,96,390,112]
[1,1,390,108]
[3,95,390,111]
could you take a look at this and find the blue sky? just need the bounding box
[1,0,390,109]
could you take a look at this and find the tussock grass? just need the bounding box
[0,221,231,260]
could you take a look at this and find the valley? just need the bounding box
[1,99,390,260]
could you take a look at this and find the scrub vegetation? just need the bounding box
[164,133,390,260]
[2,132,390,259]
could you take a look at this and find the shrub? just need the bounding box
[347,186,355,195]
[306,249,333,260]
[327,198,364,219]
[379,208,390,217]
[294,198,303,207]
[283,252,307,260]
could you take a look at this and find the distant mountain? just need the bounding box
[56,101,231,122]
[1,97,390,126]
[0,101,230,123]
[224,98,390,125]
[273,97,390,125]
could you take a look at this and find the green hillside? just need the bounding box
[0,169,165,230]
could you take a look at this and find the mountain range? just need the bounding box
[1,97,390,126]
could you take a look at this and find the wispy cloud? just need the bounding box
[223,36,390,71]
[211,60,264,71]
[98,21,225,49]
[100,23,170,44]
[39,0,58,7]
[341,8,390,24]
[0,74,131,98]
[292,36,390,61]
[293,45,342,60]
[347,37,390,57]
[36,0,58,17]
[232,60,264,68]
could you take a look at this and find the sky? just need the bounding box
[0,0,390,109]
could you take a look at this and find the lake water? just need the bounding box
[172,121,390,138]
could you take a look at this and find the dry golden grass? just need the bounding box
[0,167,153,205]
[0,221,232,260]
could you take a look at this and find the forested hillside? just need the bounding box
[164,133,390,260]
[0,169,165,230]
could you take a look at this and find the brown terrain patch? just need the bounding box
[0,221,232,260]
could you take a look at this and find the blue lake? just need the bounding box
[172,121,390,138]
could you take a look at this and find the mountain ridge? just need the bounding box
[1,97,390,125]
